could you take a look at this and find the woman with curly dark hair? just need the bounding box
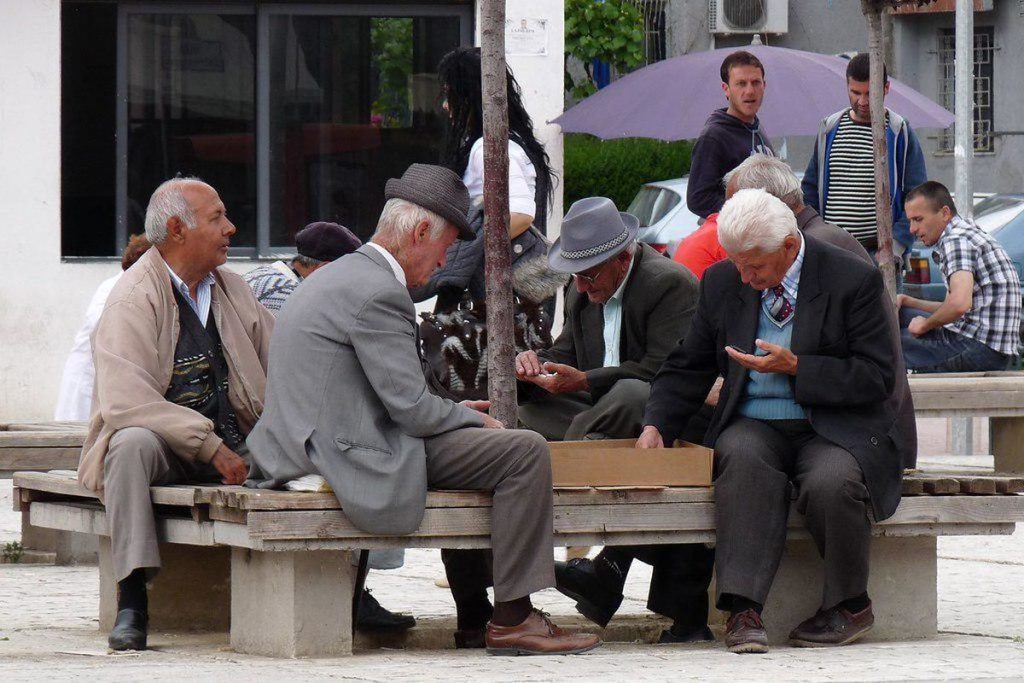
[414,46,566,402]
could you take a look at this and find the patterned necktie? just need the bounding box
[770,285,794,323]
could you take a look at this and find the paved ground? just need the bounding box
[2,418,1023,680]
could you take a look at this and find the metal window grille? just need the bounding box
[938,27,995,153]
[629,0,668,65]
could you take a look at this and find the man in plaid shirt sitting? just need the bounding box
[898,181,1021,372]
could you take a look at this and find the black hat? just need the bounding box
[294,222,362,262]
[384,163,474,240]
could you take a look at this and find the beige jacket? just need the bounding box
[78,248,274,491]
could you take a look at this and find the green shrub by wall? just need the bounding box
[563,134,692,211]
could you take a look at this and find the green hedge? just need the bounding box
[562,134,693,212]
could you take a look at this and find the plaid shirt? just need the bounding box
[935,215,1021,355]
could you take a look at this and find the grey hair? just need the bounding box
[144,177,204,245]
[718,189,799,254]
[373,198,452,242]
[292,254,325,269]
[729,154,803,209]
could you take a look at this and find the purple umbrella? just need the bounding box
[553,45,954,140]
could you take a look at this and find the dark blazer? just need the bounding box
[644,235,904,520]
[797,205,919,469]
[538,243,699,398]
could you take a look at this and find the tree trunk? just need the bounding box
[480,0,518,426]
[862,0,898,304]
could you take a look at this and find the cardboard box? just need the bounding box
[548,439,713,487]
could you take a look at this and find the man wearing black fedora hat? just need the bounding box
[244,221,362,315]
[247,164,600,656]
[515,196,714,643]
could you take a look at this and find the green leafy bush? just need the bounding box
[564,0,645,99]
[563,134,693,211]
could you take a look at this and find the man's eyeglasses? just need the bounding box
[573,262,610,285]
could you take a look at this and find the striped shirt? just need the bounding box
[165,264,214,326]
[823,112,881,249]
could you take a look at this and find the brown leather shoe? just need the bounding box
[485,610,601,656]
[724,608,769,654]
[789,602,874,647]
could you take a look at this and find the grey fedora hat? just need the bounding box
[384,163,474,240]
[548,197,640,273]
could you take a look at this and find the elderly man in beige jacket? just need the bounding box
[79,177,273,651]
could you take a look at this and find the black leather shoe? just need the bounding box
[658,625,714,644]
[554,558,624,628]
[357,589,416,630]
[108,608,147,651]
[453,628,487,649]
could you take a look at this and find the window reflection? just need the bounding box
[126,14,256,247]
[267,15,460,246]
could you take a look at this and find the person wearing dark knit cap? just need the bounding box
[244,221,362,315]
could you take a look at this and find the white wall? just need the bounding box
[0,0,565,421]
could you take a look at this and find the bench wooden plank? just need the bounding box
[0,431,87,447]
[237,495,1024,543]
[13,471,222,507]
[0,448,81,471]
[29,501,217,546]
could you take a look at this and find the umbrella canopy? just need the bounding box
[553,45,955,140]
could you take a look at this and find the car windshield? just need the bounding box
[974,195,1024,220]
[627,186,681,228]
[990,212,1024,259]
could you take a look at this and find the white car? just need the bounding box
[626,177,702,256]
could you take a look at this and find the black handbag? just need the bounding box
[419,292,554,401]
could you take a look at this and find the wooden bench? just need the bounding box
[1,422,94,564]
[908,372,1024,472]
[14,469,1024,658]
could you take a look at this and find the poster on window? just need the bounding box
[506,18,547,56]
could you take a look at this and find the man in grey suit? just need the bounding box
[246,164,599,656]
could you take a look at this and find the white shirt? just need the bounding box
[366,242,407,286]
[602,249,638,368]
[165,264,215,326]
[463,138,537,216]
[53,273,122,420]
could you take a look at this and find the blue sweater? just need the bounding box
[738,306,805,421]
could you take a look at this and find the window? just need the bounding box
[61,2,471,258]
[938,26,995,154]
[629,0,668,65]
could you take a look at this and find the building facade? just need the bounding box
[0,0,565,420]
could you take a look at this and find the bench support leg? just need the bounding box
[990,417,1024,473]
[230,548,357,658]
[762,535,937,643]
[98,537,231,632]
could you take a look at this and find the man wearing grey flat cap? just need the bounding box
[246,164,600,656]
[515,196,713,644]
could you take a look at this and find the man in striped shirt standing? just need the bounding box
[802,53,927,267]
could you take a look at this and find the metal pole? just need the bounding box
[954,0,974,220]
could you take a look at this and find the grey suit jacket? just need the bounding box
[246,245,483,535]
[536,243,699,398]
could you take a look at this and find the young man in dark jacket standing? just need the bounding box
[686,50,775,219]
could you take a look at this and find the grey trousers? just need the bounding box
[103,427,222,582]
[425,427,555,602]
[713,417,872,612]
[518,378,650,441]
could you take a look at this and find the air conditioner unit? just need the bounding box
[709,0,789,35]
